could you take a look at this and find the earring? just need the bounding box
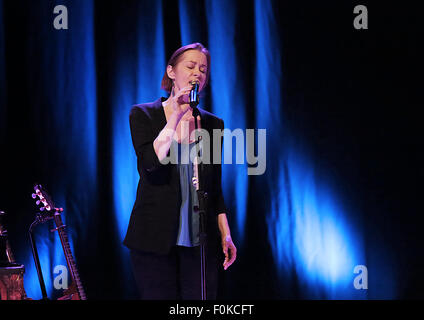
[171,81,175,96]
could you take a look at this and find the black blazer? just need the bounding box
[123,97,227,255]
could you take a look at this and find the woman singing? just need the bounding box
[124,42,237,300]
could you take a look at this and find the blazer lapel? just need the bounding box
[150,97,167,137]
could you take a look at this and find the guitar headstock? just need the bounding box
[32,184,63,218]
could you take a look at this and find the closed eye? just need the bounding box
[187,65,206,74]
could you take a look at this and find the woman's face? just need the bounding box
[167,49,208,94]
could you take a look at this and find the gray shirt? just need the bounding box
[171,140,200,247]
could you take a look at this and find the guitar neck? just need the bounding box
[54,212,87,300]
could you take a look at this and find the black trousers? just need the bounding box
[130,245,219,300]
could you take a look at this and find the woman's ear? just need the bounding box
[167,65,175,80]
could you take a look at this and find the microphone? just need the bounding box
[189,80,200,108]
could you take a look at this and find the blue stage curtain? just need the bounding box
[0,0,406,299]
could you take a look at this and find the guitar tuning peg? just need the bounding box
[36,200,41,206]
[31,193,37,199]
[39,207,45,211]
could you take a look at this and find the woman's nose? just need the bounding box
[193,67,202,77]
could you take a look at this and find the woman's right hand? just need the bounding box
[154,85,195,162]
[169,85,193,118]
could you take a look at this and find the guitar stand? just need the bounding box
[28,214,52,300]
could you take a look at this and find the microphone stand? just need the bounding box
[190,87,208,300]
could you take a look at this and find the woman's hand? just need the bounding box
[168,85,193,119]
[154,85,195,162]
[218,213,237,270]
[222,234,237,270]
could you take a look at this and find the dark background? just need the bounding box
[0,0,422,300]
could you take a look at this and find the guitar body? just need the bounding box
[57,282,80,300]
